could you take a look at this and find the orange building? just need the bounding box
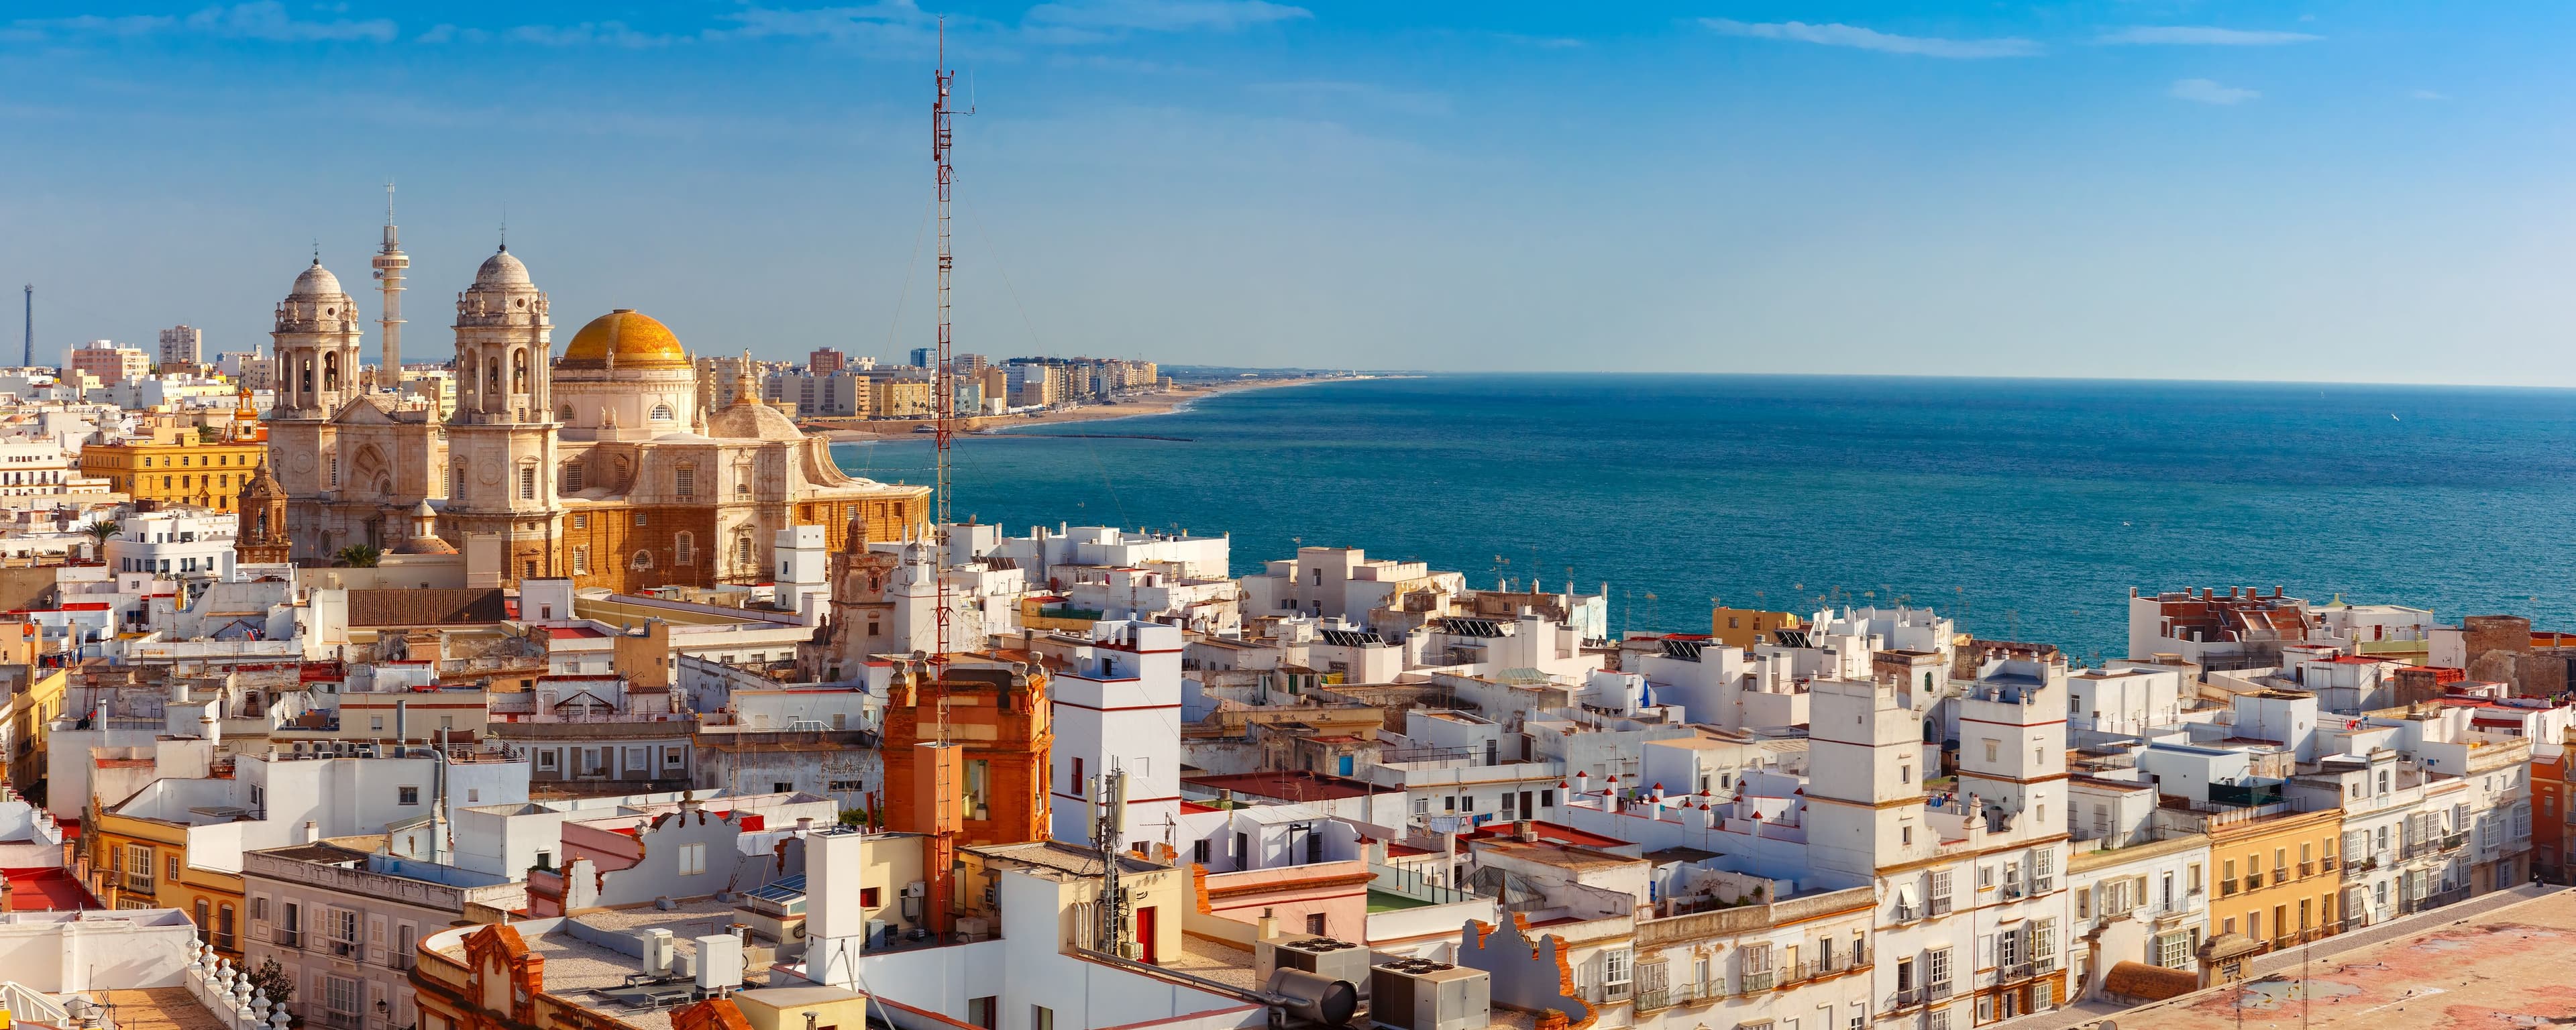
[2537,747,2576,884]
[879,653,1053,847]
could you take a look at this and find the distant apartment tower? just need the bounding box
[953,352,989,374]
[69,341,149,388]
[908,346,934,369]
[1007,362,1060,407]
[156,325,203,368]
[808,347,847,376]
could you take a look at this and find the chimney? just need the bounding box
[1256,907,1279,941]
[302,820,319,844]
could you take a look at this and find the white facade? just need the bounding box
[1049,620,1184,850]
[103,510,237,581]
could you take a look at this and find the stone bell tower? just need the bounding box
[441,246,560,583]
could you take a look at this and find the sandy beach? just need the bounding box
[808,376,1342,441]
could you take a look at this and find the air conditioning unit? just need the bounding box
[638,928,678,978]
[900,881,927,899]
[1370,960,1490,1030]
[1256,932,1370,986]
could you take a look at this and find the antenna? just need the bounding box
[928,16,966,750]
[20,285,29,369]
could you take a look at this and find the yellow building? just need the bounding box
[83,803,247,960]
[868,378,932,419]
[7,665,66,803]
[80,431,268,510]
[2207,805,2345,953]
[1710,604,1805,650]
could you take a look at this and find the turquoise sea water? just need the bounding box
[833,374,2576,662]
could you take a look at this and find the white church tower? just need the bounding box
[1049,620,1185,853]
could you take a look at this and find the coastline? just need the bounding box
[811,376,1346,441]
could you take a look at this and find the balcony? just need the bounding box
[2001,962,2034,983]
[1741,971,1776,992]
[1929,895,1954,916]
[2244,872,2265,891]
[2298,861,2314,878]
[1929,981,1954,1001]
[2220,878,2239,898]
[325,938,362,963]
[1892,903,1921,923]
[121,875,154,897]
[1634,981,1724,1011]
[1891,987,1925,1009]
[2271,866,2290,886]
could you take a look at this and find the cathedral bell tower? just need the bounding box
[235,459,290,565]
[442,246,561,582]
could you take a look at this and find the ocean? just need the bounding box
[831,374,2576,663]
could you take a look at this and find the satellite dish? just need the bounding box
[2098,1022,2118,1030]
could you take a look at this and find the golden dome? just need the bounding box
[559,309,689,369]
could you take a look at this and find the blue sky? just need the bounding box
[3,2,2572,381]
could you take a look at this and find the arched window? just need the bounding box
[735,531,753,569]
[558,404,574,422]
[562,463,584,492]
[674,532,694,565]
[650,404,674,420]
[513,348,529,393]
[322,352,339,392]
[631,550,654,570]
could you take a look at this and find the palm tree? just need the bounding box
[82,519,119,545]
[333,545,382,569]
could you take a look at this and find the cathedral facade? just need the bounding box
[259,247,929,591]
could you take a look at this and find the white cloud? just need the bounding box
[2098,25,2320,46]
[2169,78,2258,105]
[2411,89,2449,101]
[1024,0,1313,33]
[720,3,932,40]
[183,2,396,42]
[1699,17,2041,59]
[9,3,393,42]
[504,21,680,47]
[1249,80,1450,116]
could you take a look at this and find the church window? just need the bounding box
[563,464,584,492]
[513,349,528,393]
[558,405,574,422]
[631,551,653,570]
[674,465,694,497]
[735,532,753,569]
[571,548,589,575]
[650,404,674,421]
[519,467,535,500]
[327,457,337,487]
[635,512,647,527]
[674,533,694,565]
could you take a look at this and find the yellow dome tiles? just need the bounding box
[559,308,690,369]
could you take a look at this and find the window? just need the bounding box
[1984,739,1999,762]
[1601,949,1633,998]
[635,512,648,526]
[1925,946,1951,992]
[665,748,685,767]
[539,750,558,769]
[674,465,695,496]
[2155,931,2191,968]
[166,855,180,881]
[572,513,588,529]
[651,404,675,420]
[398,786,420,805]
[966,759,991,820]
[1192,840,1210,865]
[252,897,266,923]
[676,842,708,876]
[1030,1008,1053,1030]
[632,550,653,570]
[674,532,694,565]
[571,547,589,575]
[564,464,584,492]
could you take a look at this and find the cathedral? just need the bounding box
[255,242,929,593]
